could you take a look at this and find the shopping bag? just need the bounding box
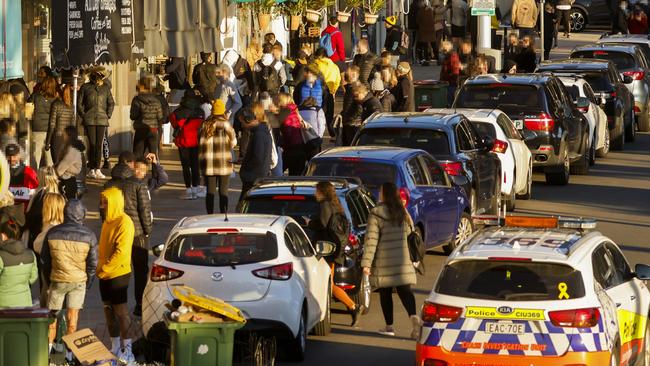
[360,273,371,315]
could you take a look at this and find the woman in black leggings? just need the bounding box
[169,90,204,199]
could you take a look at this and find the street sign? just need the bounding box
[472,8,496,15]
[471,0,496,16]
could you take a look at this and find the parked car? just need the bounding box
[537,59,634,151]
[142,214,333,361]
[454,74,592,185]
[239,177,374,299]
[427,108,533,210]
[305,146,472,254]
[597,34,650,132]
[570,43,647,139]
[571,0,612,32]
[558,76,610,161]
[351,113,502,216]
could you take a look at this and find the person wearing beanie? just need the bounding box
[384,15,404,66]
[392,62,415,112]
[501,59,518,74]
[199,99,237,214]
[6,143,38,209]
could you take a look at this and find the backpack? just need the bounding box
[326,212,350,264]
[319,31,340,57]
[257,60,281,94]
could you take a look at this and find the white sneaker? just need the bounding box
[87,169,97,179]
[195,186,207,198]
[410,315,422,340]
[95,169,107,179]
[378,326,395,337]
[117,345,136,365]
[110,337,121,356]
[180,188,195,200]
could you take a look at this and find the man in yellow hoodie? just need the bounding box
[97,187,136,364]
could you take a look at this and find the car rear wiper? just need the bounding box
[229,260,239,270]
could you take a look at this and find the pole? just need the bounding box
[540,0,545,61]
[477,14,491,52]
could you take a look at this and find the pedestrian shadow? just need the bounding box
[278,338,415,365]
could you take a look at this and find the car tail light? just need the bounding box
[524,113,555,131]
[624,71,645,80]
[488,257,532,261]
[207,228,239,233]
[440,162,463,176]
[424,361,448,366]
[538,145,553,151]
[577,105,589,113]
[252,262,293,281]
[594,51,608,56]
[421,302,463,323]
[340,157,361,162]
[272,195,305,201]
[399,187,410,207]
[549,308,600,328]
[492,139,508,153]
[150,264,184,282]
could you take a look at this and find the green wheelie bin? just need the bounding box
[0,308,51,366]
[414,80,449,111]
[166,316,245,366]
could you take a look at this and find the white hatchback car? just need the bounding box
[141,214,333,361]
[559,76,610,162]
[416,215,650,366]
[427,108,533,210]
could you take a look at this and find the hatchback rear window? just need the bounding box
[470,122,496,139]
[241,196,320,226]
[566,85,580,101]
[572,50,637,71]
[356,128,450,156]
[165,232,278,267]
[307,159,396,190]
[456,85,540,109]
[436,260,585,301]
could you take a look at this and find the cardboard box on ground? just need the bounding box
[62,328,117,366]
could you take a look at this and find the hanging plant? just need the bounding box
[280,0,307,30]
[254,0,276,29]
[366,0,385,14]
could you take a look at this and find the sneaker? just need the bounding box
[87,170,97,179]
[378,326,395,337]
[410,315,422,340]
[180,188,195,200]
[195,186,207,198]
[117,346,136,365]
[95,170,107,179]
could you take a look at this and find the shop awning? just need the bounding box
[51,0,145,68]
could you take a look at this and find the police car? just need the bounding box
[416,215,650,366]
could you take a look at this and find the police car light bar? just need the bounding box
[473,215,597,230]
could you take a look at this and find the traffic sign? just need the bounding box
[471,0,496,16]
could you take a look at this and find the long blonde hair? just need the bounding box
[37,166,60,194]
[42,193,65,228]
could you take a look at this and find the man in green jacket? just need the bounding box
[0,216,37,308]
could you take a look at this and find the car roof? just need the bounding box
[573,42,640,53]
[312,145,424,161]
[598,34,650,44]
[463,73,553,85]
[246,179,357,197]
[177,214,287,230]
[538,58,611,71]
[425,108,500,120]
[365,112,463,129]
[453,226,602,264]
[557,76,589,86]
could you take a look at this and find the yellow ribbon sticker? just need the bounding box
[558,282,570,300]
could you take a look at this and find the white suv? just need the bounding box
[141,214,333,361]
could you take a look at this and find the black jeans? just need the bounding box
[283,145,306,176]
[133,127,159,158]
[59,176,78,200]
[205,175,230,214]
[85,125,106,169]
[558,9,571,34]
[341,125,359,146]
[378,285,417,326]
[178,147,200,188]
[131,238,149,307]
[324,93,335,138]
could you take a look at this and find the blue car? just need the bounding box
[305,146,473,254]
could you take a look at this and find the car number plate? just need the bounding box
[514,120,524,130]
[485,322,525,335]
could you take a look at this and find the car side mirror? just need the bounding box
[480,135,495,152]
[623,75,634,84]
[576,97,590,109]
[315,241,336,258]
[152,244,165,257]
[636,264,650,280]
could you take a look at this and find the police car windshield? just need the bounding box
[436,260,585,301]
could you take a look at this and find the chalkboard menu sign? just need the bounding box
[51,0,144,67]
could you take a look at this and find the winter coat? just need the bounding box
[321,25,346,62]
[169,96,204,148]
[294,79,324,108]
[359,93,384,122]
[97,187,134,280]
[511,0,539,28]
[25,188,50,249]
[360,204,416,289]
[353,52,379,84]
[384,27,404,55]
[253,54,287,97]
[130,93,164,130]
[145,162,169,193]
[214,80,243,124]
[342,81,363,126]
[9,164,38,205]
[199,117,237,176]
[47,100,76,145]
[516,47,538,73]
[31,93,56,132]
[440,52,461,87]
[41,199,98,284]
[240,123,273,183]
[165,57,190,90]
[0,239,38,308]
[192,62,219,100]
[393,76,415,112]
[280,104,304,148]
[451,0,468,27]
[55,140,85,180]
[307,200,345,265]
[417,7,438,42]
[379,90,397,112]
[544,11,556,51]
[299,106,326,138]
[77,82,115,127]
[312,58,342,95]
[104,164,152,238]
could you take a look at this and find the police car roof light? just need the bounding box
[504,216,558,228]
[472,215,502,226]
[558,217,597,230]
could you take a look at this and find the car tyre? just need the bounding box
[611,116,625,151]
[443,212,473,255]
[313,285,331,336]
[285,307,307,362]
[570,8,586,32]
[589,134,596,166]
[516,164,533,200]
[625,112,636,142]
[545,146,570,185]
[597,127,610,158]
[570,137,590,175]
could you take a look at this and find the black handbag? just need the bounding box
[407,222,425,275]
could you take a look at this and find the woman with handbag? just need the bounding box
[298,97,326,161]
[361,182,420,339]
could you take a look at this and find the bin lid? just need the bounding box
[0,307,51,318]
[413,80,448,86]
[172,286,246,323]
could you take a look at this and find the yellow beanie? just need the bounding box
[212,99,226,116]
[385,15,397,27]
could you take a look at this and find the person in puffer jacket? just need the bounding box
[46,85,76,164]
[55,126,85,200]
[169,89,204,200]
[41,199,97,349]
[277,93,305,176]
[298,97,326,161]
[130,76,164,158]
[0,212,37,308]
[30,76,59,169]
[293,67,325,108]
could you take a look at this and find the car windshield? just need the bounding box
[164,232,278,267]
[241,196,320,226]
[456,85,540,109]
[572,50,637,71]
[356,128,450,156]
[307,159,396,189]
[470,122,497,139]
[436,260,586,301]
